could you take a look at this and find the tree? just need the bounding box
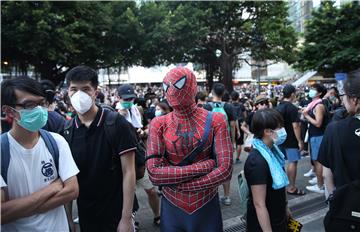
[136,1,297,92]
[1,1,141,84]
[296,1,360,76]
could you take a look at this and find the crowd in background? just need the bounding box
[1,67,359,232]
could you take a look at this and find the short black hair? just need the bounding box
[40,79,56,104]
[251,108,284,139]
[329,86,339,96]
[222,91,230,102]
[1,77,45,108]
[345,68,360,98]
[65,65,98,89]
[282,84,296,98]
[96,91,105,103]
[230,91,239,101]
[311,83,327,98]
[212,83,225,97]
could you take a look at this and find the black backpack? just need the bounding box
[63,109,145,180]
[324,180,360,231]
[232,102,245,121]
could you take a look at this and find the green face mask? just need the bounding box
[14,106,48,132]
[121,102,134,109]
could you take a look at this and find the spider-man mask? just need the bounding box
[163,67,197,110]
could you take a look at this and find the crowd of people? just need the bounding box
[1,65,359,232]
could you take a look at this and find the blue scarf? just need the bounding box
[252,138,289,189]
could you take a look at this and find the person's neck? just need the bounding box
[10,124,39,149]
[173,103,198,120]
[262,137,273,149]
[283,97,293,103]
[77,104,99,128]
[213,96,222,102]
[312,96,320,101]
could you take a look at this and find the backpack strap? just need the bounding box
[63,118,75,146]
[103,110,118,153]
[102,109,126,173]
[1,133,10,183]
[178,111,213,166]
[208,102,214,110]
[39,129,59,172]
[1,130,59,183]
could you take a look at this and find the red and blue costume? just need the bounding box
[146,67,233,231]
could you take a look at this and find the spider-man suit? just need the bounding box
[146,67,233,231]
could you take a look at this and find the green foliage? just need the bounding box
[296,1,360,75]
[1,1,140,82]
[1,1,298,87]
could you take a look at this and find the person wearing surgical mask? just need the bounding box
[244,108,289,232]
[116,84,161,228]
[65,66,137,232]
[302,83,328,194]
[0,77,79,231]
[116,84,143,130]
[154,102,170,117]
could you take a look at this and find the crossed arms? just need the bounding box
[1,176,78,224]
[146,114,233,191]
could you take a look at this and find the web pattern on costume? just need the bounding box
[146,67,233,214]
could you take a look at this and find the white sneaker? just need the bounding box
[73,217,79,224]
[304,168,316,177]
[220,196,231,206]
[308,177,318,185]
[306,185,325,194]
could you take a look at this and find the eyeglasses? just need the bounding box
[15,99,47,110]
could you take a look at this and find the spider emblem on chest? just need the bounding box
[171,124,201,155]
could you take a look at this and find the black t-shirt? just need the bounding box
[232,102,245,122]
[69,107,137,223]
[247,111,255,129]
[204,101,236,122]
[244,149,287,232]
[43,110,66,134]
[318,117,360,189]
[276,101,300,148]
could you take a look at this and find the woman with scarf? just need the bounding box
[302,83,328,194]
[244,108,289,232]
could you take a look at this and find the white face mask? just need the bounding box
[70,90,93,115]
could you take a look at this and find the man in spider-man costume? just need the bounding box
[146,67,233,231]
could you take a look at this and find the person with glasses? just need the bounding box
[0,77,79,231]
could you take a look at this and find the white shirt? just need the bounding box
[116,103,143,128]
[1,132,79,232]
